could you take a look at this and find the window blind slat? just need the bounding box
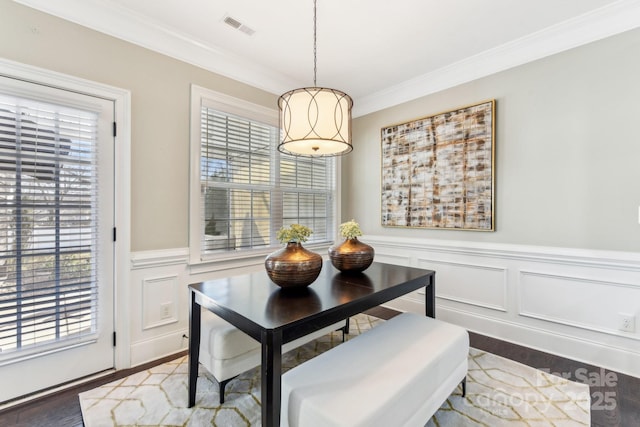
[0,95,99,356]
[199,101,334,255]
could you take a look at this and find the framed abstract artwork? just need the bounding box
[381,100,495,231]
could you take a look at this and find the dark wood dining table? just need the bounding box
[187,261,435,427]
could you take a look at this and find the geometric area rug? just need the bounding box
[79,315,590,426]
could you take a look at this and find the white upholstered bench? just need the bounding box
[199,309,348,403]
[281,312,469,427]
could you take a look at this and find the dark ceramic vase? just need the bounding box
[328,238,374,273]
[265,242,323,289]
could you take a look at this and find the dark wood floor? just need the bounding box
[0,351,188,427]
[0,307,638,427]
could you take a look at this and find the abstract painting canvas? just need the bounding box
[381,100,495,230]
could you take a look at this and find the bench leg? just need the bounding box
[218,376,238,404]
[461,376,467,397]
[338,318,350,342]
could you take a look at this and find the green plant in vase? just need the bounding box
[276,223,313,244]
[338,220,363,240]
[329,219,374,273]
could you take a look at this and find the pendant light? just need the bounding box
[278,0,353,157]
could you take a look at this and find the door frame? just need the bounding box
[0,58,132,372]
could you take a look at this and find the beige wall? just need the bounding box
[0,0,277,252]
[3,0,640,254]
[345,27,640,252]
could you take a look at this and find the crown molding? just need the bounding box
[12,0,303,95]
[354,0,640,117]
[13,0,640,117]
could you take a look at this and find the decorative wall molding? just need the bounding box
[188,253,268,276]
[367,235,640,378]
[12,0,297,96]
[419,258,508,312]
[355,0,640,116]
[128,250,190,368]
[518,270,640,341]
[141,275,180,330]
[14,0,640,117]
[374,253,411,266]
[130,247,189,270]
[366,235,640,270]
[126,237,640,376]
[437,305,640,378]
[130,330,189,368]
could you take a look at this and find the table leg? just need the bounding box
[425,275,435,318]
[188,290,201,408]
[261,329,283,427]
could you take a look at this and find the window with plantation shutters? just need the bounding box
[194,86,335,258]
[0,95,99,356]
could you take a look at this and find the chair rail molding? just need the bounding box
[366,235,640,270]
[130,247,190,270]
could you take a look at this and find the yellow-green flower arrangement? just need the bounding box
[276,224,313,244]
[339,219,363,240]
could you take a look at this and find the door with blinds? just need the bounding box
[0,76,115,402]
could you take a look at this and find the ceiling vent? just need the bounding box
[223,15,255,36]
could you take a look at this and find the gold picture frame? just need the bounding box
[381,100,495,231]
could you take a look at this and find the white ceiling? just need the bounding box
[14,0,640,116]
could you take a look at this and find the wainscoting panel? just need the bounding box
[366,235,640,378]
[519,270,640,340]
[127,248,266,367]
[417,258,507,311]
[124,239,640,378]
[372,252,411,266]
[129,248,190,367]
[142,275,179,330]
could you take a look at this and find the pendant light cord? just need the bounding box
[313,0,317,87]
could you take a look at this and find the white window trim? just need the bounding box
[189,84,340,270]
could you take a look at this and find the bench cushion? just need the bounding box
[200,309,346,383]
[202,311,259,360]
[282,312,469,427]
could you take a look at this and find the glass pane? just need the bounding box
[203,186,229,237]
[283,192,298,219]
[199,102,336,254]
[0,98,99,355]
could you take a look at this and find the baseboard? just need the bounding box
[130,329,189,367]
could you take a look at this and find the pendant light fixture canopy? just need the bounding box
[278,0,353,157]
